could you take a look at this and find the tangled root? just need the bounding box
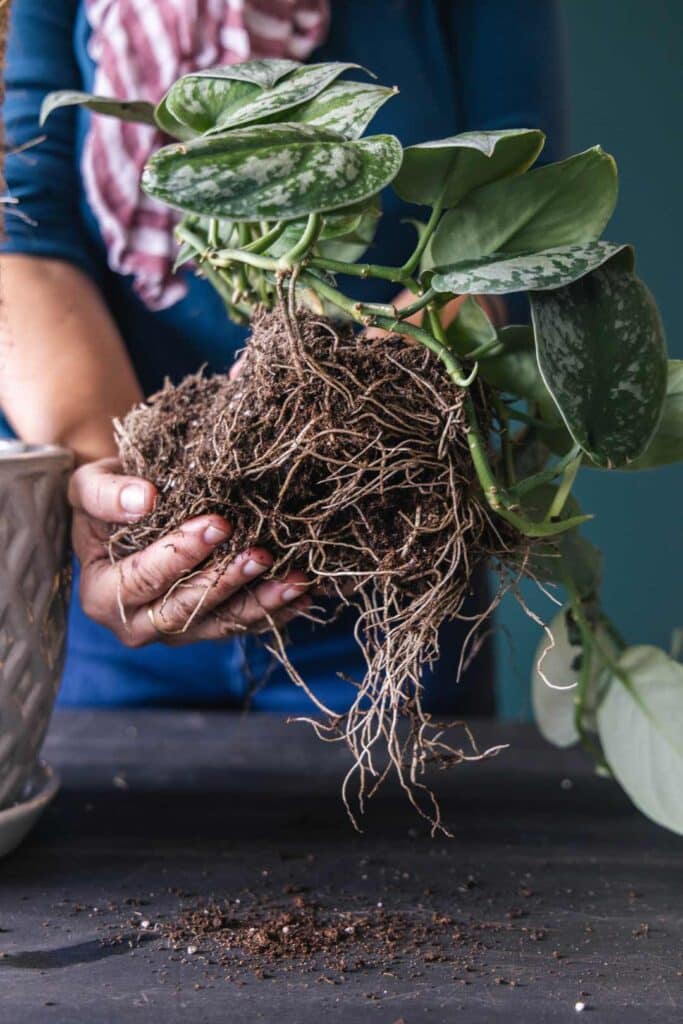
[112,307,528,832]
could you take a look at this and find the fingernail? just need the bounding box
[203,523,230,545]
[120,484,148,515]
[242,558,268,578]
[282,583,307,602]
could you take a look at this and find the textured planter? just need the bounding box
[0,442,73,810]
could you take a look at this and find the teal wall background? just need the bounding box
[496,0,683,718]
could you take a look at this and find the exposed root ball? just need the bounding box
[113,308,524,830]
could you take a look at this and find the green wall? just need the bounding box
[496,0,683,718]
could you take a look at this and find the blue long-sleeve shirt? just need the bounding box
[1,0,567,710]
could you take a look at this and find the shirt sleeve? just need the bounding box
[1,0,95,277]
[447,0,569,164]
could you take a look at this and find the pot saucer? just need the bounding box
[0,762,60,859]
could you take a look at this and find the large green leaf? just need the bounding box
[393,129,544,207]
[40,90,156,127]
[597,646,683,834]
[430,147,617,267]
[142,124,402,221]
[531,262,667,467]
[273,81,395,139]
[624,361,683,470]
[430,241,630,296]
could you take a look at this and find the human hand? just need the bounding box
[68,458,311,647]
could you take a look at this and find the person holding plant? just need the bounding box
[0,0,567,710]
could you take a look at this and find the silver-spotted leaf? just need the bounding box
[157,59,302,134]
[277,80,396,139]
[393,129,544,207]
[142,124,402,220]
[201,62,365,134]
[431,241,630,296]
[531,263,667,467]
[597,646,683,834]
[430,147,617,267]
[40,90,156,127]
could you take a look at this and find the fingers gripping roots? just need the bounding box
[111,307,527,831]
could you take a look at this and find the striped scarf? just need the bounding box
[83,0,330,310]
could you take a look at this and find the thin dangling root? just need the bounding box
[111,306,530,832]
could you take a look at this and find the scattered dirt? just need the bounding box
[158,894,497,977]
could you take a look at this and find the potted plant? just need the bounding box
[43,60,683,834]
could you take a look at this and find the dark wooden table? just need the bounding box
[1,711,681,1023]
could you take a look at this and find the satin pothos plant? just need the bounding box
[44,60,683,833]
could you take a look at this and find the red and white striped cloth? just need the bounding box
[83,0,330,310]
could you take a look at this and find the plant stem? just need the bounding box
[244,221,286,253]
[401,194,444,276]
[511,443,582,498]
[308,255,419,290]
[546,450,582,520]
[279,212,322,268]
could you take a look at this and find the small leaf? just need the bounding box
[430,241,630,296]
[597,646,683,834]
[142,124,402,221]
[531,262,667,467]
[430,147,617,268]
[316,202,381,262]
[479,326,548,402]
[519,485,603,598]
[445,296,497,356]
[267,197,379,255]
[40,90,156,127]
[624,361,683,470]
[276,80,396,139]
[393,128,544,207]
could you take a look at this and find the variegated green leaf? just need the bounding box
[430,241,630,296]
[156,59,303,135]
[597,646,683,834]
[531,263,667,467]
[191,59,300,89]
[431,147,618,267]
[393,128,545,207]
[164,77,262,135]
[142,124,402,221]
[165,62,365,136]
[40,90,156,127]
[624,361,683,470]
[277,80,396,139]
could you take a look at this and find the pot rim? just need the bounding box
[0,440,74,467]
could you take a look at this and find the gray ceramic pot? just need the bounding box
[0,442,73,809]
